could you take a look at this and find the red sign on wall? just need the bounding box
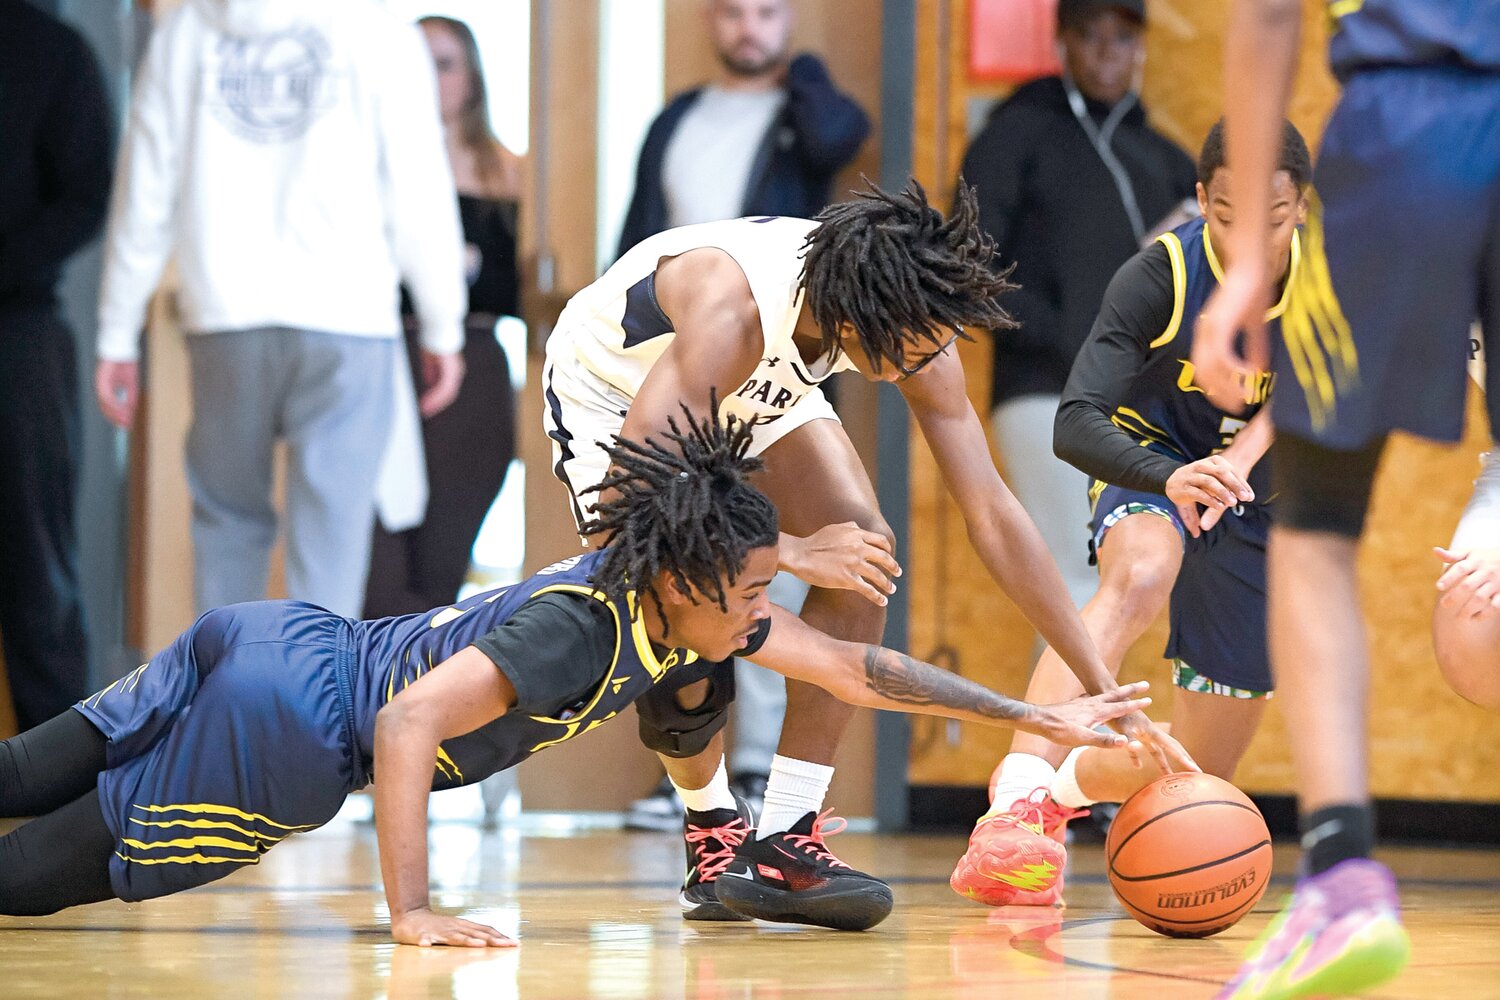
[969,0,1063,82]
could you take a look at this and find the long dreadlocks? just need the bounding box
[798,177,1018,372]
[580,397,779,629]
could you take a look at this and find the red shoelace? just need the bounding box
[981,788,1088,838]
[782,809,851,868]
[685,816,751,880]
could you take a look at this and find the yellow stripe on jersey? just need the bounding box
[1150,232,1188,349]
[126,816,294,843]
[121,835,261,855]
[1111,406,1173,449]
[130,802,320,832]
[1279,192,1357,432]
[435,746,465,784]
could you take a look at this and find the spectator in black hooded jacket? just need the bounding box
[959,0,1195,630]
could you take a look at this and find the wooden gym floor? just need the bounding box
[1,806,1496,999]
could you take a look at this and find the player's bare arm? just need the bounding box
[373,646,518,948]
[895,348,1117,696]
[1191,0,1302,408]
[628,250,899,605]
[750,607,1150,748]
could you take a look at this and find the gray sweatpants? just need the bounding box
[990,394,1098,622]
[185,328,396,618]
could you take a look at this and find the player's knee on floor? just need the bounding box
[1273,432,1387,538]
[636,660,735,759]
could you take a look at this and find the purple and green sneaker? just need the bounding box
[1215,859,1410,1000]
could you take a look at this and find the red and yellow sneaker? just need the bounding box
[949,789,1088,907]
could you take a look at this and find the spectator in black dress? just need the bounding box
[364,15,522,618]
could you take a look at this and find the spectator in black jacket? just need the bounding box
[958,0,1195,651]
[0,0,113,730]
[614,0,868,831]
[614,0,869,259]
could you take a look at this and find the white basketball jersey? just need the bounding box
[545,217,856,431]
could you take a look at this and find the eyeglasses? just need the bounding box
[895,326,962,379]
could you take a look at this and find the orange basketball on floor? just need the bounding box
[1106,772,1273,938]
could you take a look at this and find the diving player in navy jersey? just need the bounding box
[1194,2,1500,996]
[0,406,1152,946]
[950,119,1310,909]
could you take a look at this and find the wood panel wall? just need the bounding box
[905,0,1500,803]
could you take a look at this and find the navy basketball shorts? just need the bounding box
[73,602,362,902]
[1272,67,1500,451]
[1090,483,1272,695]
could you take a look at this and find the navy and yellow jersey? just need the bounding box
[350,550,698,789]
[72,552,721,902]
[1327,0,1500,80]
[1056,216,1298,503]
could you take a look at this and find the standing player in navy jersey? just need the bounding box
[543,179,1192,929]
[951,119,1309,908]
[1193,2,1500,996]
[0,407,1152,945]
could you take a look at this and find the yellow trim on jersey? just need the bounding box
[1279,191,1357,432]
[521,583,625,724]
[129,802,319,832]
[1329,0,1364,21]
[1110,406,1173,449]
[1203,229,1302,319]
[1149,232,1188,349]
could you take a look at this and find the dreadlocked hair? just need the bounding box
[580,397,779,632]
[798,177,1018,372]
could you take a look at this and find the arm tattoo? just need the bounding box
[861,646,1030,722]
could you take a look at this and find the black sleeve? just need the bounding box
[1053,243,1184,495]
[958,109,1062,356]
[783,54,871,174]
[0,29,114,294]
[471,593,617,717]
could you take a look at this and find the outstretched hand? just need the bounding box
[1191,266,1273,413]
[1025,682,1152,750]
[1115,710,1201,775]
[392,908,515,948]
[783,521,902,607]
[1436,546,1500,620]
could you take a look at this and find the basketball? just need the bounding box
[1106,772,1273,938]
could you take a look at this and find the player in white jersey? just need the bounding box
[542,180,1192,930]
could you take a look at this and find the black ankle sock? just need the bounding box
[1300,803,1375,876]
[685,806,739,826]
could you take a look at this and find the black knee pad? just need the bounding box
[1272,433,1387,538]
[636,658,736,759]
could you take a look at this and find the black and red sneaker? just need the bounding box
[713,810,893,931]
[680,806,754,921]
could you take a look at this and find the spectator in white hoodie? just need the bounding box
[95,0,467,618]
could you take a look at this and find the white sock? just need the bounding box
[984,753,1057,819]
[1050,747,1098,809]
[756,754,834,838]
[671,758,737,814]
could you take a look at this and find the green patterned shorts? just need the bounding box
[1172,659,1271,700]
